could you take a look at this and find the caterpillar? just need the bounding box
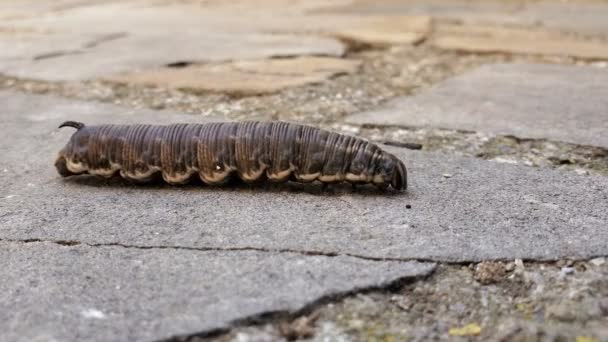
[54,121,407,191]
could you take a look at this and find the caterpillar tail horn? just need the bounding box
[58,121,85,130]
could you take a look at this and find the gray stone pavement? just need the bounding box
[347,63,608,149]
[2,1,608,341]
[5,0,608,85]
[0,91,436,342]
[0,241,433,342]
[2,91,605,341]
[2,90,607,263]
[0,93,438,341]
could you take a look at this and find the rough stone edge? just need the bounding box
[156,263,436,342]
[0,238,435,342]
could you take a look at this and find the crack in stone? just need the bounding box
[83,32,128,49]
[155,262,434,342]
[0,237,424,263]
[32,32,127,61]
[4,237,601,264]
[33,50,83,61]
[0,236,437,341]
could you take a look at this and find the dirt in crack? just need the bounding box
[158,264,434,342]
[211,259,608,342]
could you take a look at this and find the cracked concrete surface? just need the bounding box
[219,260,608,341]
[2,91,608,263]
[0,240,434,342]
[0,90,436,342]
[0,1,349,80]
[2,0,608,341]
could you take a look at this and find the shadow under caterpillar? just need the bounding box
[55,121,407,191]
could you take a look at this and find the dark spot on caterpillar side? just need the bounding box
[55,121,408,191]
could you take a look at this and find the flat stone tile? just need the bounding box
[255,14,432,47]
[0,1,431,83]
[0,2,345,81]
[0,0,118,19]
[347,63,608,149]
[319,0,608,37]
[1,91,607,262]
[520,1,608,37]
[317,0,524,25]
[105,57,362,95]
[0,32,345,81]
[0,241,434,342]
[432,24,608,60]
[331,15,431,47]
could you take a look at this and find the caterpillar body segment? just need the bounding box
[55,121,407,191]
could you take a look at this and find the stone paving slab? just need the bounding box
[318,0,523,25]
[2,0,607,83]
[318,1,608,59]
[519,1,608,37]
[0,1,345,81]
[0,0,119,19]
[1,91,607,262]
[432,23,608,60]
[0,32,345,81]
[320,0,608,37]
[347,63,608,149]
[0,0,429,84]
[312,15,431,47]
[104,57,362,95]
[0,241,434,342]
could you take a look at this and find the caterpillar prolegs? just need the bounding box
[55,121,407,191]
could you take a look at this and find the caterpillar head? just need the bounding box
[390,155,407,191]
[375,153,407,191]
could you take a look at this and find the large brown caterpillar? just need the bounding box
[55,121,407,191]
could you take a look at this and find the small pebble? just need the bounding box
[442,173,452,178]
[406,204,412,209]
[546,303,577,322]
[474,261,506,284]
[559,267,575,278]
[591,61,608,68]
[81,309,106,319]
[513,259,526,276]
[589,257,605,266]
[492,157,518,164]
[450,302,467,316]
